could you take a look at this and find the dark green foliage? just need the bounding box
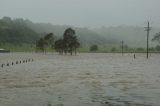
[36,38,48,52]
[44,33,54,48]
[90,45,98,52]
[152,32,160,44]
[63,28,76,55]
[44,33,54,42]
[54,28,80,55]
[54,39,64,54]
[36,33,54,53]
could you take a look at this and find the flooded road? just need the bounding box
[0,53,160,106]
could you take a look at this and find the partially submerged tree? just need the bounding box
[36,38,48,54]
[54,28,80,55]
[54,39,64,54]
[36,33,54,54]
[63,28,75,55]
[90,45,98,52]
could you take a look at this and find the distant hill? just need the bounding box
[0,17,39,45]
[23,20,111,46]
[95,26,160,47]
[0,17,111,46]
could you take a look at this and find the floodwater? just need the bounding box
[0,53,160,106]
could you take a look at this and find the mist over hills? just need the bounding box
[0,17,159,48]
[23,20,110,46]
[95,26,159,47]
[0,17,109,46]
[22,18,160,47]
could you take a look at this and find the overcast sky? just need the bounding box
[0,0,160,28]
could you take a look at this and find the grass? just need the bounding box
[0,43,159,53]
[0,43,35,52]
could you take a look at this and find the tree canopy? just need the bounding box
[36,33,54,54]
[90,45,98,52]
[54,28,80,55]
[152,32,160,44]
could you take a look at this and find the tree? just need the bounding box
[36,33,54,54]
[152,32,160,44]
[63,28,80,55]
[44,33,54,45]
[111,47,116,52]
[36,38,48,54]
[54,39,64,54]
[54,28,80,55]
[90,45,98,52]
[44,33,54,53]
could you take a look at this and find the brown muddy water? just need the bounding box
[0,53,160,106]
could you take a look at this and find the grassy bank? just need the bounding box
[0,43,159,53]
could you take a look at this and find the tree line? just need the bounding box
[36,28,80,55]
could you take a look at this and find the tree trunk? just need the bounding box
[75,48,77,55]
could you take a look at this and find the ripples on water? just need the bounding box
[0,53,160,106]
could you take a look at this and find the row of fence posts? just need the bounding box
[1,58,34,68]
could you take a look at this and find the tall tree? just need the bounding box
[54,28,80,55]
[44,33,54,53]
[71,36,80,55]
[63,28,76,55]
[44,33,54,44]
[36,38,48,54]
[54,38,64,54]
[36,33,54,54]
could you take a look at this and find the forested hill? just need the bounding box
[23,19,111,46]
[0,17,39,45]
[0,17,111,46]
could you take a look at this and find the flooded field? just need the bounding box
[0,53,160,106]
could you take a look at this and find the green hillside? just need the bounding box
[0,17,39,45]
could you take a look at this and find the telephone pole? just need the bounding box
[144,21,152,59]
